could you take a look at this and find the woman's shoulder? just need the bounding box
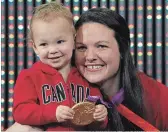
[137,71,168,105]
[137,71,168,130]
[137,71,167,92]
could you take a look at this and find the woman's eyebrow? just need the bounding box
[76,41,109,45]
[96,41,109,44]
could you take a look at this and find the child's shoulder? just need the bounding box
[69,67,91,83]
[18,62,42,77]
[70,67,82,77]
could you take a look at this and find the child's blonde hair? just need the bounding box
[29,2,75,41]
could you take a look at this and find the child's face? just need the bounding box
[32,17,74,70]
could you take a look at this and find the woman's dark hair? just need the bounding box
[74,8,144,130]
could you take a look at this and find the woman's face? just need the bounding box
[75,23,120,84]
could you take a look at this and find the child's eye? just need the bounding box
[57,40,65,44]
[76,46,87,52]
[39,43,47,46]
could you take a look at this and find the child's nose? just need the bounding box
[49,46,59,54]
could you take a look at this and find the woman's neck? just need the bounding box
[99,72,120,97]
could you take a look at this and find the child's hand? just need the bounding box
[93,104,107,122]
[56,105,75,122]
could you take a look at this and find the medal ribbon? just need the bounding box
[86,88,159,131]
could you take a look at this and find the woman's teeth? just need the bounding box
[86,65,103,69]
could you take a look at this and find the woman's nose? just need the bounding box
[85,49,97,62]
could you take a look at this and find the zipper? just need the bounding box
[66,72,73,131]
[59,70,72,131]
[67,85,71,131]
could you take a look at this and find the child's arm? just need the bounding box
[86,87,108,130]
[87,117,108,130]
[87,104,108,130]
[13,70,57,125]
[93,104,108,129]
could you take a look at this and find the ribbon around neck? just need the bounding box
[86,88,159,131]
[86,88,124,108]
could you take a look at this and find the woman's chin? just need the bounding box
[84,75,102,84]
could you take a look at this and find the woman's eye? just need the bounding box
[39,43,47,46]
[97,45,108,49]
[57,40,65,44]
[76,46,87,52]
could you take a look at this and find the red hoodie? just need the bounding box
[13,61,107,131]
[138,72,168,130]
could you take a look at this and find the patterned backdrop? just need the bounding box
[1,0,168,130]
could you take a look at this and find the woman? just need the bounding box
[74,8,168,130]
[6,8,168,131]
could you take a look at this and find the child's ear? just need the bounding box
[32,41,39,55]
